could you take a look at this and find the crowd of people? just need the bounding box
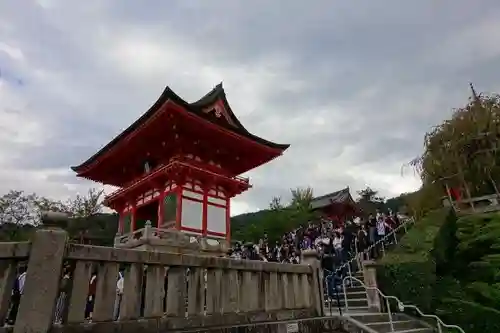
[226,211,404,299]
[227,211,403,269]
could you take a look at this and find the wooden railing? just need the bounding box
[445,193,500,214]
[1,213,323,333]
[105,160,250,203]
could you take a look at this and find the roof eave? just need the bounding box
[71,84,289,174]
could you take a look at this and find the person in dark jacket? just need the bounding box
[7,264,27,325]
[357,224,369,260]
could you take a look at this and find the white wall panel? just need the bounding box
[207,205,226,234]
[181,199,203,231]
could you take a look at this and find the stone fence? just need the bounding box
[0,213,325,333]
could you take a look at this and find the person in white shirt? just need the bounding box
[375,215,388,258]
[113,271,124,320]
[376,217,386,238]
[332,232,343,259]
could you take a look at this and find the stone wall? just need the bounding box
[0,213,324,333]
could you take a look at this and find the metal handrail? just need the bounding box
[332,217,415,276]
[342,276,465,333]
[322,218,414,316]
[323,268,342,316]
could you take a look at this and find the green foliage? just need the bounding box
[0,189,114,244]
[377,261,436,313]
[410,91,500,198]
[437,298,500,333]
[406,184,444,219]
[68,213,118,246]
[356,186,386,214]
[384,195,407,214]
[231,206,319,244]
[231,186,319,243]
[381,209,450,262]
[290,187,313,211]
[378,209,500,333]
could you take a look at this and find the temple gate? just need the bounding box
[71,84,289,253]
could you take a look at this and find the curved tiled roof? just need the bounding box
[310,187,355,209]
[71,83,289,173]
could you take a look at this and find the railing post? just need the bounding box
[301,249,324,316]
[362,260,381,312]
[386,298,395,332]
[142,220,153,240]
[14,211,69,333]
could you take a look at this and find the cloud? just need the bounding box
[1,0,500,216]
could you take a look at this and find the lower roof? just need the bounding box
[310,187,356,210]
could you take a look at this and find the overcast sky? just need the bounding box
[1,0,500,215]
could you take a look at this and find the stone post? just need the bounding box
[14,211,69,333]
[142,220,153,240]
[301,249,324,316]
[362,260,381,312]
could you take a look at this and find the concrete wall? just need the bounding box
[0,214,324,333]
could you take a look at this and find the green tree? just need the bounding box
[0,188,110,242]
[0,190,64,240]
[290,186,313,211]
[269,196,284,211]
[356,186,385,214]
[65,188,104,218]
[231,187,319,243]
[410,86,500,200]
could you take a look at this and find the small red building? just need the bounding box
[310,187,358,225]
[72,84,289,243]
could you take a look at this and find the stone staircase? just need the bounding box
[325,272,435,333]
[322,218,464,333]
[325,271,370,313]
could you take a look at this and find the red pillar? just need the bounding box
[118,210,124,234]
[202,189,208,236]
[157,190,165,228]
[175,187,182,230]
[225,198,231,243]
[131,203,137,231]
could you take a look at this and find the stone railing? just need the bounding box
[114,223,229,256]
[2,212,324,333]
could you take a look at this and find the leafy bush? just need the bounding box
[437,298,500,333]
[377,209,500,333]
[381,208,451,261]
[377,261,436,313]
[376,211,446,314]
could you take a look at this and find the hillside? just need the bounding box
[230,209,272,242]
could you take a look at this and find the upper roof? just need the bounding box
[71,83,289,173]
[310,187,355,209]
